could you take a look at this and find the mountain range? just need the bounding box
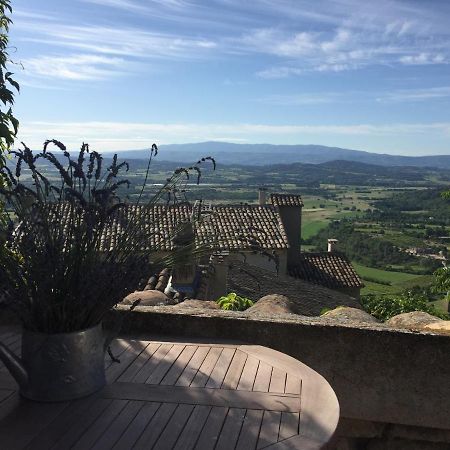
[106,141,450,169]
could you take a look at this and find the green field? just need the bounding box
[352,262,433,295]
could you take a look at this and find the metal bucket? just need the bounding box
[20,323,107,402]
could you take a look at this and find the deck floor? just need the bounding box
[0,327,338,449]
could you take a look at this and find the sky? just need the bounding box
[8,0,450,155]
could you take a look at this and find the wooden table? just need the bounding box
[0,327,339,449]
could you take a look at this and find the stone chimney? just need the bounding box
[328,239,338,253]
[258,187,267,206]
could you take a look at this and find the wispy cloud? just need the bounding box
[377,87,450,103]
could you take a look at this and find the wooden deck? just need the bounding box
[0,327,339,449]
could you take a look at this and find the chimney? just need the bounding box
[258,187,267,206]
[328,239,338,253]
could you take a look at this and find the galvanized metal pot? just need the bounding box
[0,323,110,402]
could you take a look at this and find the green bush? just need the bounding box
[361,290,449,322]
[217,292,254,311]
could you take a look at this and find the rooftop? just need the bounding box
[270,193,304,208]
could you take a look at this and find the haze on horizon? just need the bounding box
[10,0,450,157]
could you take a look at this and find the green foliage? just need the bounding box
[0,0,19,158]
[217,292,254,311]
[0,142,216,332]
[361,288,449,322]
[433,266,450,300]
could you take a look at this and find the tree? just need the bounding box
[0,0,19,165]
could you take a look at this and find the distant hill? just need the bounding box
[106,141,450,169]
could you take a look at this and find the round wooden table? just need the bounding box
[0,329,339,449]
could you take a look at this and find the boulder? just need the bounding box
[245,294,295,316]
[423,321,450,335]
[321,307,379,324]
[173,300,220,310]
[122,290,175,306]
[386,312,442,331]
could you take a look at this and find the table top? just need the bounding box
[0,327,339,449]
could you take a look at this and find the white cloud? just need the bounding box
[22,54,126,81]
[17,120,450,152]
[377,87,450,102]
[400,53,446,65]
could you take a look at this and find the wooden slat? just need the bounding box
[257,410,281,449]
[235,409,264,450]
[0,398,70,450]
[161,345,197,386]
[51,398,113,449]
[0,372,17,390]
[253,361,273,392]
[222,350,248,390]
[92,400,144,450]
[205,348,235,389]
[215,407,246,450]
[106,339,149,383]
[133,343,173,383]
[111,402,161,450]
[153,403,195,450]
[270,367,287,394]
[194,406,228,450]
[237,355,259,391]
[279,412,300,440]
[133,402,177,450]
[0,389,13,404]
[71,399,128,450]
[176,346,210,387]
[173,405,211,450]
[190,347,223,387]
[102,382,301,412]
[146,344,185,385]
[117,342,161,382]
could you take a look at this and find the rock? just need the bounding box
[387,424,450,444]
[173,300,219,310]
[423,321,450,335]
[336,418,385,439]
[245,294,295,316]
[122,290,175,306]
[321,307,379,324]
[386,312,442,331]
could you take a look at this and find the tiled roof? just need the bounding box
[53,203,289,252]
[288,252,363,289]
[270,193,304,207]
[227,262,360,315]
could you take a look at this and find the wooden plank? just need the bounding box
[279,412,300,440]
[173,405,211,450]
[190,347,223,387]
[0,388,13,404]
[194,406,228,450]
[153,403,195,450]
[161,345,197,386]
[0,398,70,450]
[104,339,132,369]
[133,402,177,450]
[205,348,235,389]
[0,391,20,422]
[215,407,246,450]
[253,361,273,393]
[146,344,185,385]
[285,373,301,395]
[176,346,210,387]
[106,340,149,383]
[26,396,99,450]
[269,367,287,394]
[133,343,173,383]
[264,434,324,450]
[71,399,128,450]
[92,400,145,450]
[111,402,161,450]
[237,355,259,391]
[117,342,161,382]
[222,349,247,390]
[102,382,301,412]
[51,398,113,449]
[257,410,281,449]
[0,372,17,390]
[235,409,264,450]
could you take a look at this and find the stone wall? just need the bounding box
[117,305,450,449]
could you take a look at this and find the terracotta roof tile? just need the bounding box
[270,193,304,207]
[288,252,363,289]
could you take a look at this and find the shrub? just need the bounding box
[217,292,254,311]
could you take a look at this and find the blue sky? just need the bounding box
[9,0,450,155]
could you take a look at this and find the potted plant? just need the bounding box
[0,140,215,401]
